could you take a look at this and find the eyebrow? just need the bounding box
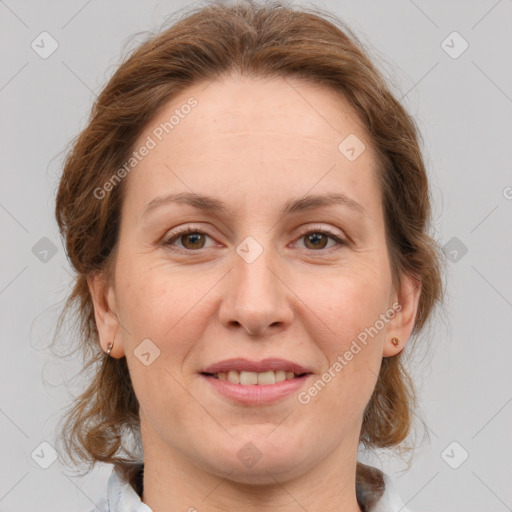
[142,191,366,219]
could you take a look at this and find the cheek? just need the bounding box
[118,266,208,425]
[116,256,188,328]
[115,258,217,371]
[292,260,389,399]
[297,258,391,341]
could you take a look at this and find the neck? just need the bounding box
[140,422,363,512]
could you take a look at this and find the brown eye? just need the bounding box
[303,232,329,250]
[296,228,347,251]
[164,226,213,252]
[179,232,206,250]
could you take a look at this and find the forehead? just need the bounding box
[159,74,368,152]
[123,74,380,220]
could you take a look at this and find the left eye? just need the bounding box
[163,227,346,252]
[295,229,346,251]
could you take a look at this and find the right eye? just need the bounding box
[163,226,216,253]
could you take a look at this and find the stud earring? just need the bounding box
[105,326,119,357]
[391,337,400,347]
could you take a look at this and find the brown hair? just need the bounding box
[54,0,445,487]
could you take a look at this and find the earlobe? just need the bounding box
[87,273,124,358]
[383,273,421,357]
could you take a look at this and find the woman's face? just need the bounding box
[89,74,419,482]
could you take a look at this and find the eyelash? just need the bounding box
[162,224,348,254]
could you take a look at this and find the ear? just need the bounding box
[87,272,125,358]
[382,272,421,357]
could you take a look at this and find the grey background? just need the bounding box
[1,0,511,511]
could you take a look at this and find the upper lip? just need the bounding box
[201,358,312,375]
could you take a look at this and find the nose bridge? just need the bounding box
[220,233,292,335]
[234,234,280,303]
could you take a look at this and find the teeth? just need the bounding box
[214,370,301,385]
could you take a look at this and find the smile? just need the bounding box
[202,370,307,385]
[200,372,312,405]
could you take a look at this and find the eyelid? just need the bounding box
[294,223,345,240]
[293,223,348,251]
[162,224,212,245]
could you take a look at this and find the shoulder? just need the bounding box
[372,469,411,512]
[357,462,411,512]
[87,465,152,512]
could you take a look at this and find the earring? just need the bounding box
[106,326,119,357]
[391,337,399,347]
[106,339,114,357]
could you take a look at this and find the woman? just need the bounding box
[55,2,444,511]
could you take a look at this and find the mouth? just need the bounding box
[200,369,312,405]
[200,370,310,385]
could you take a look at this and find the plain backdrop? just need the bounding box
[1,1,511,511]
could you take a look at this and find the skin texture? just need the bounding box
[88,74,420,512]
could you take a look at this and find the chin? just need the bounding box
[208,456,311,485]
[195,437,315,484]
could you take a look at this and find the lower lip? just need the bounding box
[201,374,312,405]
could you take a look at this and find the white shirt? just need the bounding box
[92,462,410,512]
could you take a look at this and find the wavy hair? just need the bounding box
[54,0,445,489]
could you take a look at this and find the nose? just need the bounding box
[218,243,294,338]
